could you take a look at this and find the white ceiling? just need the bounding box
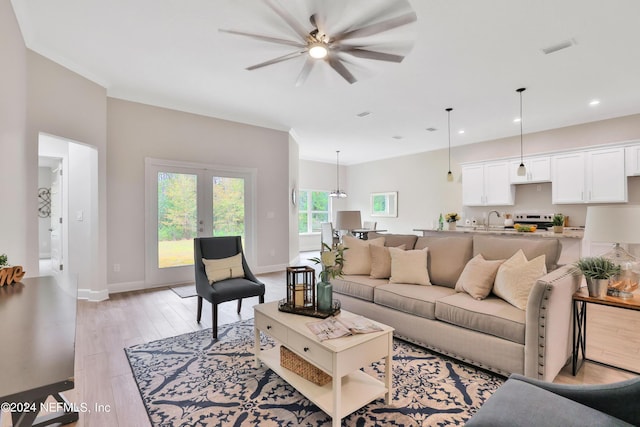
[11,0,640,165]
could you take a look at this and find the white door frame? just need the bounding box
[144,157,257,287]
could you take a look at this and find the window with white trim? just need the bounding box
[298,190,330,233]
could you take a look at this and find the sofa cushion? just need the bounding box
[493,249,547,310]
[414,235,474,288]
[455,254,505,300]
[341,236,385,275]
[435,292,526,344]
[389,247,430,286]
[369,244,406,279]
[332,275,389,302]
[472,234,561,271]
[368,232,418,250]
[374,283,457,320]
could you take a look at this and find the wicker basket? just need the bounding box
[280,346,332,386]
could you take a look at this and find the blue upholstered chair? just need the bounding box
[466,373,640,426]
[194,236,265,339]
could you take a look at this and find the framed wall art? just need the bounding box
[370,191,397,217]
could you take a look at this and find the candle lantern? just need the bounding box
[285,266,316,309]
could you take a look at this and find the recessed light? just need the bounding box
[356,111,372,117]
[392,135,403,140]
[458,130,465,134]
[589,99,600,106]
[513,117,521,123]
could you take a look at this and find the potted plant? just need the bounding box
[310,243,347,312]
[445,213,460,231]
[552,214,564,233]
[575,257,620,298]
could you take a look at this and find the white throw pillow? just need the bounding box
[369,244,406,279]
[455,254,504,300]
[389,247,430,286]
[202,253,245,284]
[493,249,547,310]
[341,236,385,275]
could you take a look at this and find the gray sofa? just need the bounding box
[331,232,582,381]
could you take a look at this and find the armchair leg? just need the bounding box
[212,303,218,340]
[259,295,264,304]
[237,298,242,314]
[197,296,203,323]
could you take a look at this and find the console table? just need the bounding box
[572,287,640,375]
[0,276,78,426]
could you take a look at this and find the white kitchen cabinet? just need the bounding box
[625,145,640,176]
[552,147,626,204]
[509,156,551,184]
[462,161,514,206]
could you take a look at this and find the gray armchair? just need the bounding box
[466,374,640,426]
[194,236,265,339]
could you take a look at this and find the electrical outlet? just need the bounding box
[537,185,542,192]
[113,264,120,272]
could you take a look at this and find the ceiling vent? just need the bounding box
[426,127,437,132]
[356,111,371,117]
[541,39,576,55]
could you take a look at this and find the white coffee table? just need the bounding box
[254,301,394,427]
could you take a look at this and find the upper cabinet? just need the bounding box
[509,156,551,184]
[625,145,640,176]
[462,161,514,206]
[552,147,627,204]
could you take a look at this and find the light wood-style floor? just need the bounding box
[7,256,638,427]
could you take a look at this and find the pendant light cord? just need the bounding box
[336,150,340,190]
[517,88,526,164]
[446,108,452,171]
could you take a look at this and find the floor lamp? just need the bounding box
[583,205,640,297]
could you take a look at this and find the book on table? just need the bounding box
[306,315,383,341]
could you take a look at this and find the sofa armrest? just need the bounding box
[524,264,582,381]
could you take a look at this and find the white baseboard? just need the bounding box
[77,288,110,302]
[107,280,147,294]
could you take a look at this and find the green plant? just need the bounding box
[552,214,564,226]
[0,253,8,267]
[310,243,347,282]
[575,257,620,279]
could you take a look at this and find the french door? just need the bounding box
[145,158,256,286]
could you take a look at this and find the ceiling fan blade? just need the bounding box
[263,0,310,40]
[327,55,357,84]
[340,48,405,63]
[246,51,306,71]
[295,58,315,87]
[219,29,305,48]
[333,12,417,42]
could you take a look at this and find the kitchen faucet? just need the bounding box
[485,210,501,230]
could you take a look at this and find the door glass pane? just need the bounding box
[212,177,245,238]
[157,172,197,268]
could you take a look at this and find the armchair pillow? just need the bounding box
[202,253,245,284]
[455,254,505,300]
[341,236,385,275]
[493,249,547,310]
[389,247,430,286]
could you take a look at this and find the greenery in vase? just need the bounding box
[0,253,8,267]
[445,212,460,223]
[575,257,620,279]
[552,214,564,226]
[310,243,347,282]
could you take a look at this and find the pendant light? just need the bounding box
[516,87,527,177]
[446,107,453,182]
[329,150,347,198]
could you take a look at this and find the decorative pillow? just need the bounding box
[455,254,505,300]
[493,249,547,310]
[341,236,385,275]
[202,253,245,284]
[389,247,430,286]
[369,244,406,279]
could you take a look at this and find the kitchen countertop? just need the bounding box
[414,226,584,239]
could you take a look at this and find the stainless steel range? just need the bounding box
[511,213,556,229]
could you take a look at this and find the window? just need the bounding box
[298,190,330,233]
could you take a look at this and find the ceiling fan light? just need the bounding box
[308,43,328,59]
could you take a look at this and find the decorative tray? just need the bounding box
[278,299,341,319]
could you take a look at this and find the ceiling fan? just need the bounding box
[220,0,417,86]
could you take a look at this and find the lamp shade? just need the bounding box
[335,210,362,231]
[583,205,640,244]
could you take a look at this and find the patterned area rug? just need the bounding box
[125,319,504,426]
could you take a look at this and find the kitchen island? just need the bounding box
[414,226,584,264]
